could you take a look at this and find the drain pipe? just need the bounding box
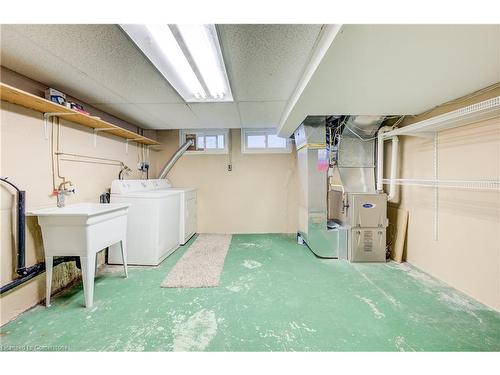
[376,128,399,202]
[158,140,193,179]
[0,257,78,295]
[0,177,26,276]
[0,177,77,295]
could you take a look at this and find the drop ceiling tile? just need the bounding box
[92,103,164,129]
[238,101,287,128]
[2,25,183,104]
[136,103,200,129]
[219,24,323,102]
[0,27,126,105]
[188,102,241,128]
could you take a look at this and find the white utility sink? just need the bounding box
[31,202,129,216]
[29,203,131,308]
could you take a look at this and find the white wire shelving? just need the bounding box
[382,96,500,138]
[381,95,500,240]
[382,178,500,191]
[382,95,500,193]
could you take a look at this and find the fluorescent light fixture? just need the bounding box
[121,24,233,103]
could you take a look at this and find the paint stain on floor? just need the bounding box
[172,309,218,351]
[1,234,499,351]
[242,260,262,269]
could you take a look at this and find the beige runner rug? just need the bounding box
[161,234,232,288]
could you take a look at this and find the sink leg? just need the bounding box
[80,254,96,308]
[45,256,53,307]
[120,239,128,278]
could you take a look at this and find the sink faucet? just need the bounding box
[55,181,75,207]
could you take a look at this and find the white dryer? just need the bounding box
[108,180,181,265]
[149,179,197,245]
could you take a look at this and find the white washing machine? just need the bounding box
[149,179,197,245]
[108,180,181,265]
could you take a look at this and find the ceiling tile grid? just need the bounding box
[1,24,323,130]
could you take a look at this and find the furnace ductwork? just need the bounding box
[295,115,389,262]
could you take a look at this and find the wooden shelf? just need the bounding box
[0,82,159,146]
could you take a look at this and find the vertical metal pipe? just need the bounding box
[16,190,26,274]
[0,178,27,276]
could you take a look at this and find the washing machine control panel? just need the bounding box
[150,179,172,189]
[110,179,173,194]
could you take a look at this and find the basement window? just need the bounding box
[180,129,229,154]
[241,128,292,154]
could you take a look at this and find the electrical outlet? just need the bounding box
[228,164,232,171]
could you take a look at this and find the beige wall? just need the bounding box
[1,73,157,325]
[385,85,500,310]
[153,130,298,234]
[1,73,298,325]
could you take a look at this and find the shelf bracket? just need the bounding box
[43,112,78,140]
[125,139,143,154]
[43,112,99,141]
[93,128,116,148]
[43,114,51,140]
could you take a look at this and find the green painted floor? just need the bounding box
[1,234,499,351]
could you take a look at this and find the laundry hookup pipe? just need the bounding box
[158,140,193,179]
[0,257,79,295]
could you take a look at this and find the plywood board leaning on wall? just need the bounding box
[387,205,408,263]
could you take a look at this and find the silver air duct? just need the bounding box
[295,116,343,258]
[158,140,193,179]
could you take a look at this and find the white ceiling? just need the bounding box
[0,24,323,130]
[278,25,500,137]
